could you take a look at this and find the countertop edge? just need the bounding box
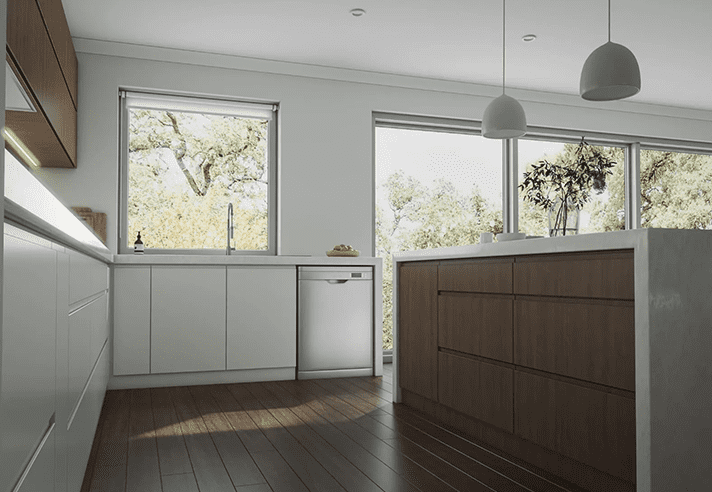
[5,198,113,263]
[113,254,382,266]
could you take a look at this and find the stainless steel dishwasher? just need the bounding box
[298,266,373,379]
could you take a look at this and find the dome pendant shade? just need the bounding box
[482,94,527,139]
[580,41,641,101]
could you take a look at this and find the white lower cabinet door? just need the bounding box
[15,422,56,492]
[113,267,151,375]
[227,267,297,370]
[151,267,227,374]
[1,229,57,492]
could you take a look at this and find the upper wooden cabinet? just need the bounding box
[6,0,78,168]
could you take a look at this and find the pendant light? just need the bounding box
[580,0,640,101]
[482,0,526,139]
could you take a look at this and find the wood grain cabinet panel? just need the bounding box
[514,298,635,391]
[513,251,634,300]
[398,262,438,401]
[514,370,636,483]
[36,0,78,108]
[439,258,513,294]
[7,0,77,167]
[439,293,513,362]
[438,352,513,432]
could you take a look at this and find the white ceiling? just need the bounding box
[62,0,712,111]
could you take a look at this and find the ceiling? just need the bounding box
[62,0,712,111]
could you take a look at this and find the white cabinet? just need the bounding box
[54,248,70,492]
[151,267,227,374]
[66,343,109,492]
[69,250,108,305]
[113,267,151,375]
[227,267,297,370]
[1,228,57,492]
[14,423,56,492]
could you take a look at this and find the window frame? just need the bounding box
[118,90,278,255]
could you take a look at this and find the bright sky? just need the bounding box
[375,127,565,211]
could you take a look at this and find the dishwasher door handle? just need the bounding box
[326,279,349,284]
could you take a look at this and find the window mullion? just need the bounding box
[625,142,641,229]
[502,138,518,234]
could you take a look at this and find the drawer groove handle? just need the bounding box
[12,414,56,492]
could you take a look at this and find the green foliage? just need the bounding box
[519,138,616,235]
[377,172,502,350]
[640,150,712,229]
[128,109,269,249]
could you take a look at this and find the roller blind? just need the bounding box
[121,91,275,120]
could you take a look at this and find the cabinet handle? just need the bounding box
[326,279,349,284]
[12,414,56,492]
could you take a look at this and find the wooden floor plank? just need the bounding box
[161,472,200,492]
[126,388,162,492]
[88,464,126,492]
[265,381,420,492]
[167,386,237,492]
[84,366,593,492]
[150,387,194,476]
[230,383,348,492]
[247,382,384,492]
[208,385,275,453]
[371,411,531,492]
[93,389,131,468]
[187,385,267,488]
[282,380,455,492]
[250,450,309,492]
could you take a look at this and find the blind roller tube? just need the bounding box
[122,91,274,120]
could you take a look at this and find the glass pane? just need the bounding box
[640,149,712,229]
[128,108,269,249]
[518,139,625,236]
[375,126,502,350]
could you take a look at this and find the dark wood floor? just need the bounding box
[81,364,589,492]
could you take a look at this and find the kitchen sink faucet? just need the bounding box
[227,202,235,255]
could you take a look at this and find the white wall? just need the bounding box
[32,39,712,255]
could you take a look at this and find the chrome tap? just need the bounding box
[227,203,235,255]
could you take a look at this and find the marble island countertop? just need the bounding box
[393,229,649,263]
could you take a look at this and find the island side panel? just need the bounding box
[646,229,712,492]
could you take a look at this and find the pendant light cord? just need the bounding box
[502,0,506,95]
[608,0,611,42]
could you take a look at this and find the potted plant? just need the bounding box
[519,137,616,236]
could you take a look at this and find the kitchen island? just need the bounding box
[392,230,712,492]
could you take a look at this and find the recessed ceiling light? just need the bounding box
[522,34,537,42]
[350,8,366,17]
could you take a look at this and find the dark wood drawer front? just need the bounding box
[439,294,513,362]
[514,371,636,483]
[514,298,635,391]
[438,352,513,432]
[399,262,438,401]
[439,258,513,294]
[513,251,634,300]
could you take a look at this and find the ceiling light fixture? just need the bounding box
[522,34,536,42]
[482,0,527,139]
[350,8,365,17]
[580,0,640,101]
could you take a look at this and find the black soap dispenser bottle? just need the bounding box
[134,231,144,254]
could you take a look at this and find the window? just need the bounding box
[640,149,712,229]
[518,138,625,236]
[375,123,502,350]
[120,92,277,253]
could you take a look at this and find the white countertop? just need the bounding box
[114,254,381,266]
[393,229,648,263]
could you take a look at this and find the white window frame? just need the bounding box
[118,90,278,255]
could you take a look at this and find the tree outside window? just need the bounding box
[124,95,273,251]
